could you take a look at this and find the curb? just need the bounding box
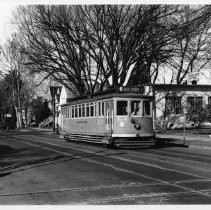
[188,145,211,150]
[156,136,211,150]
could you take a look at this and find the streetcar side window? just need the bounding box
[67,107,69,118]
[66,107,68,118]
[70,107,72,118]
[86,103,89,117]
[143,100,151,116]
[90,102,94,117]
[62,108,65,118]
[102,102,105,116]
[71,106,75,118]
[67,107,70,118]
[131,100,142,116]
[68,107,71,118]
[75,105,78,118]
[105,101,109,117]
[99,102,105,117]
[94,103,97,116]
[116,101,128,116]
[82,104,85,118]
[98,102,101,117]
[78,104,82,118]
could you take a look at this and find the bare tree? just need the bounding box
[0,34,26,128]
[14,5,183,94]
[159,5,211,85]
[0,34,39,128]
[14,4,211,97]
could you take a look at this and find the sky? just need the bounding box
[0,4,17,44]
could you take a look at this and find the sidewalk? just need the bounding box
[156,132,211,149]
[0,127,57,137]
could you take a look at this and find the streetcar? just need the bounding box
[60,87,155,148]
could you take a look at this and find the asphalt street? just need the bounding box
[0,130,211,204]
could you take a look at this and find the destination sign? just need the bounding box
[119,86,145,94]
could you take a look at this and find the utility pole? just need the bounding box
[50,85,56,132]
[183,108,186,144]
[53,86,55,132]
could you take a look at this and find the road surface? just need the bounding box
[0,131,211,204]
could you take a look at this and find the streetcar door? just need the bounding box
[105,100,114,134]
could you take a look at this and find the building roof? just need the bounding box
[152,84,211,92]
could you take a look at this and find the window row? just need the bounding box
[117,100,151,116]
[62,100,152,119]
[164,96,205,117]
[62,102,97,119]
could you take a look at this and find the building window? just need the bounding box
[165,96,182,116]
[187,97,203,109]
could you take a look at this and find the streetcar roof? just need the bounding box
[61,88,153,107]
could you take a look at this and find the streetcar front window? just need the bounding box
[117,101,128,116]
[143,100,151,116]
[131,100,142,116]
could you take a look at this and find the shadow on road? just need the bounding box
[0,144,14,156]
[0,143,67,178]
[0,141,128,178]
[0,129,55,137]
[123,141,189,150]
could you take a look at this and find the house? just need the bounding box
[150,84,211,130]
[56,86,76,128]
